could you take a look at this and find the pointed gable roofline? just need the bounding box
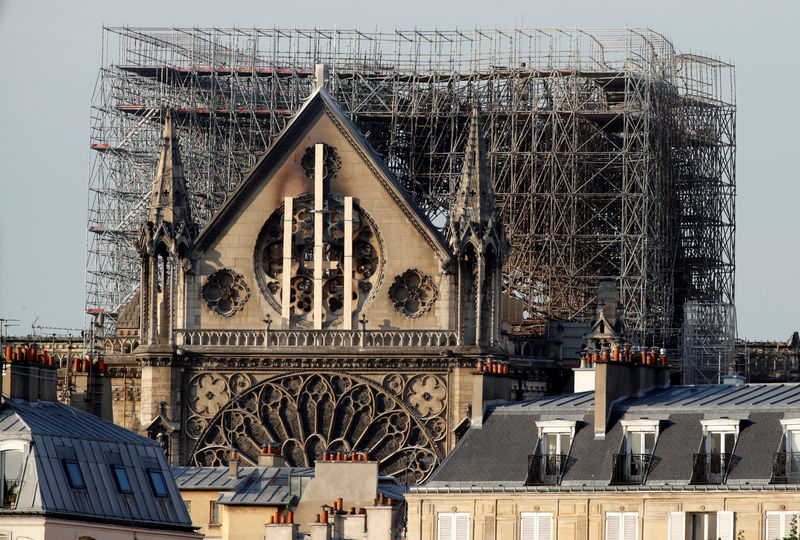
[191,87,449,260]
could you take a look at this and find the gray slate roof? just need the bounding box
[0,398,193,531]
[173,466,313,506]
[425,384,800,490]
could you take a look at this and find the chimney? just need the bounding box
[593,354,670,439]
[229,450,239,477]
[257,444,286,467]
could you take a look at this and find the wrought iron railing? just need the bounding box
[525,453,568,485]
[174,328,459,348]
[611,453,653,485]
[771,452,800,483]
[691,452,733,484]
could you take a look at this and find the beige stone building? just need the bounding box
[407,362,800,540]
[173,449,404,540]
[101,73,519,484]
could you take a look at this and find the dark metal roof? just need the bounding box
[423,384,800,491]
[172,466,313,507]
[0,398,193,531]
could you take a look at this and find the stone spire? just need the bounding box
[136,110,196,257]
[449,108,506,255]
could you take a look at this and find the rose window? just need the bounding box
[254,193,382,327]
[201,269,250,317]
[388,268,438,318]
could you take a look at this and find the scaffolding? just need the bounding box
[86,27,735,350]
[682,301,737,384]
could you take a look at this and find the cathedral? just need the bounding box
[116,73,511,482]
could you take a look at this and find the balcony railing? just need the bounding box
[691,452,733,484]
[611,453,653,485]
[525,453,568,485]
[771,452,800,483]
[174,329,459,348]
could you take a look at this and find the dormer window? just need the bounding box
[526,420,575,485]
[772,418,800,483]
[612,419,659,485]
[691,419,739,484]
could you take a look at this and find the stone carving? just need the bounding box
[187,374,230,416]
[188,372,440,483]
[300,143,342,181]
[405,374,447,417]
[201,269,250,317]
[388,268,438,318]
[254,194,383,327]
[382,373,405,396]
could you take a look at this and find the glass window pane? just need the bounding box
[644,432,655,453]
[710,432,721,454]
[558,434,570,455]
[546,434,557,455]
[2,451,23,505]
[113,466,132,493]
[149,470,168,497]
[724,433,735,454]
[631,433,643,455]
[64,461,85,489]
[789,431,800,453]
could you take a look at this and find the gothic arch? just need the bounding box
[187,371,442,483]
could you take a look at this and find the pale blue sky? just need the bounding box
[0,0,797,340]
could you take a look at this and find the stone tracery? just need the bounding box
[187,372,441,484]
[254,194,382,327]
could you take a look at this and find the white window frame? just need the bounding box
[699,419,739,449]
[520,512,553,540]
[535,420,576,455]
[620,419,659,453]
[780,419,800,452]
[605,511,638,540]
[766,511,799,540]
[438,512,470,540]
[668,510,734,540]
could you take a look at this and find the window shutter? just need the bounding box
[438,513,453,540]
[716,511,734,540]
[538,513,553,540]
[668,511,685,540]
[454,513,469,540]
[766,511,782,540]
[520,513,536,540]
[622,513,638,540]
[606,513,622,540]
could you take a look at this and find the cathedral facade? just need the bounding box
[121,80,509,483]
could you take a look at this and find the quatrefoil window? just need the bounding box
[388,268,437,318]
[201,269,250,317]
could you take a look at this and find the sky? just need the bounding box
[0,0,797,341]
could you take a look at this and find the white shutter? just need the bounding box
[454,513,469,540]
[668,511,685,540]
[606,513,622,540]
[538,513,553,540]
[438,513,453,540]
[716,511,734,540]
[622,513,638,540]
[766,511,782,540]
[520,513,536,540]
[765,511,798,540]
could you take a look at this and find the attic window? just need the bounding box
[1,450,24,507]
[63,460,85,489]
[111,465,133,494]
[148,470,169,497]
